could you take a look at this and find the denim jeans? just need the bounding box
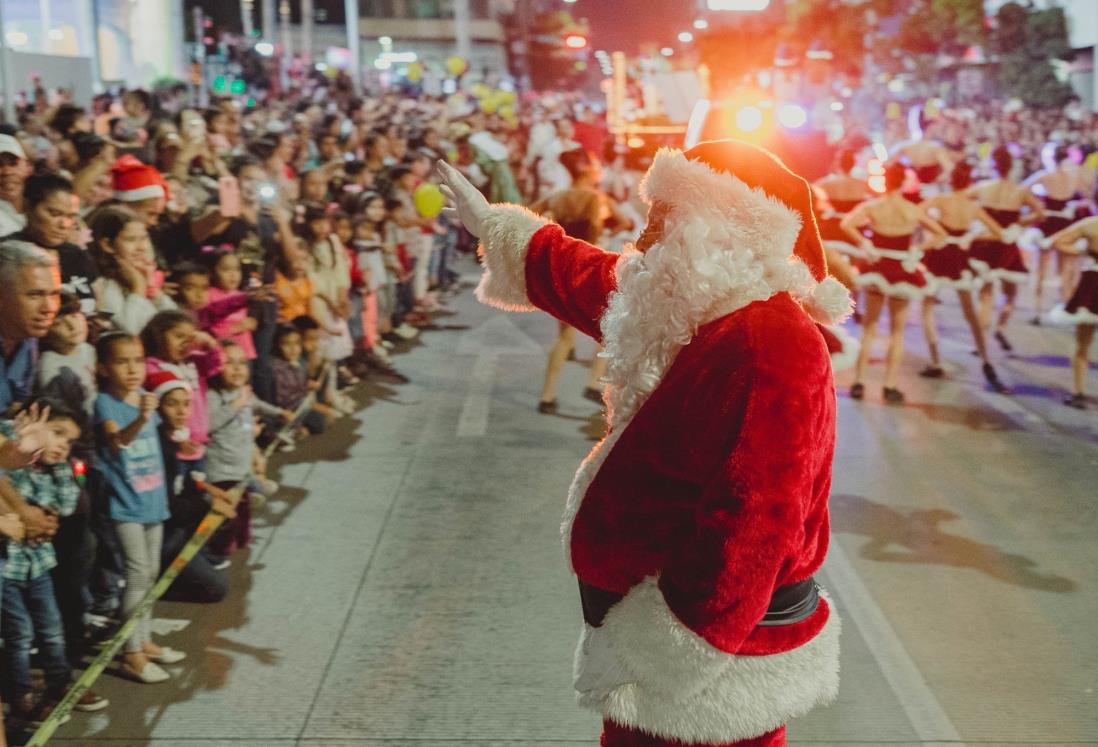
[2,573,72,699]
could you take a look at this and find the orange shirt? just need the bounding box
[275,272,314,323]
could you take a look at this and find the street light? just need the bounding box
[694,19,709,30]
[678,31,694,43]
[660,47,674,57]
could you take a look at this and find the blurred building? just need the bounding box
[0,0,186,101]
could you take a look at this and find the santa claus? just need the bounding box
[437,138,850,747]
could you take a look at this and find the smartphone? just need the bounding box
[219,175,242,218]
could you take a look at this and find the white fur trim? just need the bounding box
[827,324,860,373]
[114,184,165,202]
[854,273,929,300]
[474,204,548,312]
[1048,303,1098,325]
[805,276,854,324]
[575,577,841,743]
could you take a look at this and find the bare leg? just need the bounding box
[1060,254,1081,304]
[1073,324,1095,397]
[920,297,941,369]
[958,290,989,362]
[1033,249,1053,316]
[978,283,995,332]
[997,282,1018,333]
[587,344,609,389]
[540,323,575,404]
[854,292,884,387]
[884,296,910,390]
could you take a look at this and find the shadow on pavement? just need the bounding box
[830,494,1078,593]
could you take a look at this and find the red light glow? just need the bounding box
[565,34,588,50]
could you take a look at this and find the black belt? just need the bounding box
[579,576,820,628]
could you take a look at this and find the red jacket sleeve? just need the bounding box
[657,315,834,655]
[524,224,619,342]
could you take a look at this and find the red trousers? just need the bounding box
[601,721,786,747]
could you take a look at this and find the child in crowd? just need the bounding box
[384,196,424,329]
[272,325,329,441]
[37,293,97,414]
[274,246,315,325]
[142,310,222,466]
[205,341,291,559]
[299,204,355,382]
[206,249,258,361]
[353,194,417,343]
[151,371,233,602]
[1,404,109,723]
[93,333,184,684]
[293,316,352,418]
[90,206,176,335]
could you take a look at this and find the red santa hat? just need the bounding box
[111,154,169,203]
[640,139,852,325]
[145,370,191,400]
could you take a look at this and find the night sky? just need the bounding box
[569,0,697,54]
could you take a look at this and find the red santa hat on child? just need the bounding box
[111,154,169,203]
[145,370,191,400]
[639,139,853,325]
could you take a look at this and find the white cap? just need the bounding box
[0,134,26,160]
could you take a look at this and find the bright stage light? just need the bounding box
[867,158,885,176]
[872,142,888,161]
[868,175,886,193]
[830,101,844,111]
[627,137,645,148]
[694,19,709,29]
[660,47,674,57]
[735,106,763,132]
[255,42,274,56]
[777,104,807,129]
[678,31,694,43]
[708,0,769,9]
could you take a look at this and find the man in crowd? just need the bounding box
[0,133,29,236]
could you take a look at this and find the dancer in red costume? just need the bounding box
[814,149,869,290]
[1048,216,1098,409]
[969,147,1045,349]
[438,140,849,747]
[918,161,1010,392]
[844,162,947,404]
[892,115,953,203]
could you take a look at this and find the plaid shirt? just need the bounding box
[0,422,80,581]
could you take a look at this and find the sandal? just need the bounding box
[982,363,1010,394]
[849,383,865,400]
[1064,393,1087,410]
[918,365,945,379]
[994,331,1013,352]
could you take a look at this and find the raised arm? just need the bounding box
[437,161,620,341]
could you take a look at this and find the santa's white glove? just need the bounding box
[573,624,633,704]
[437,160,491,239]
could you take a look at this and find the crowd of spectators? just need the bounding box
[0,73,606,740]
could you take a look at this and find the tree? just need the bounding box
[990,2,1073,108]
[525,10,590,91]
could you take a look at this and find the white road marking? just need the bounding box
[823,540,967,744]
[457,351,499,437]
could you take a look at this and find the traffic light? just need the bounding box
[203,19,218,57]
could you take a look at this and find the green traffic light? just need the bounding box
[230,79,246,94]
[212,75,227,92]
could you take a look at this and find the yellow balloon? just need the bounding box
[499,90,517,105]
[480,97,499,114]
[407,62,422,83]
[447,55,468,77]
[499,104,515,120]
[977,142,991,159]
[472,83,491,99]
[414,183,446,219]
[885,102,902,120]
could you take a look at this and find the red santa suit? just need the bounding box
[474,140,851,747]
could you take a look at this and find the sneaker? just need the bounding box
[211,557,231,571]
[380,339,396,350]
[148,647,186,665]
[74,689,110,712]
[120,659,170,684]
[20,697,72,726]
[276,431,297,453]
[393,323,420,340]
[257,477,279,496]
